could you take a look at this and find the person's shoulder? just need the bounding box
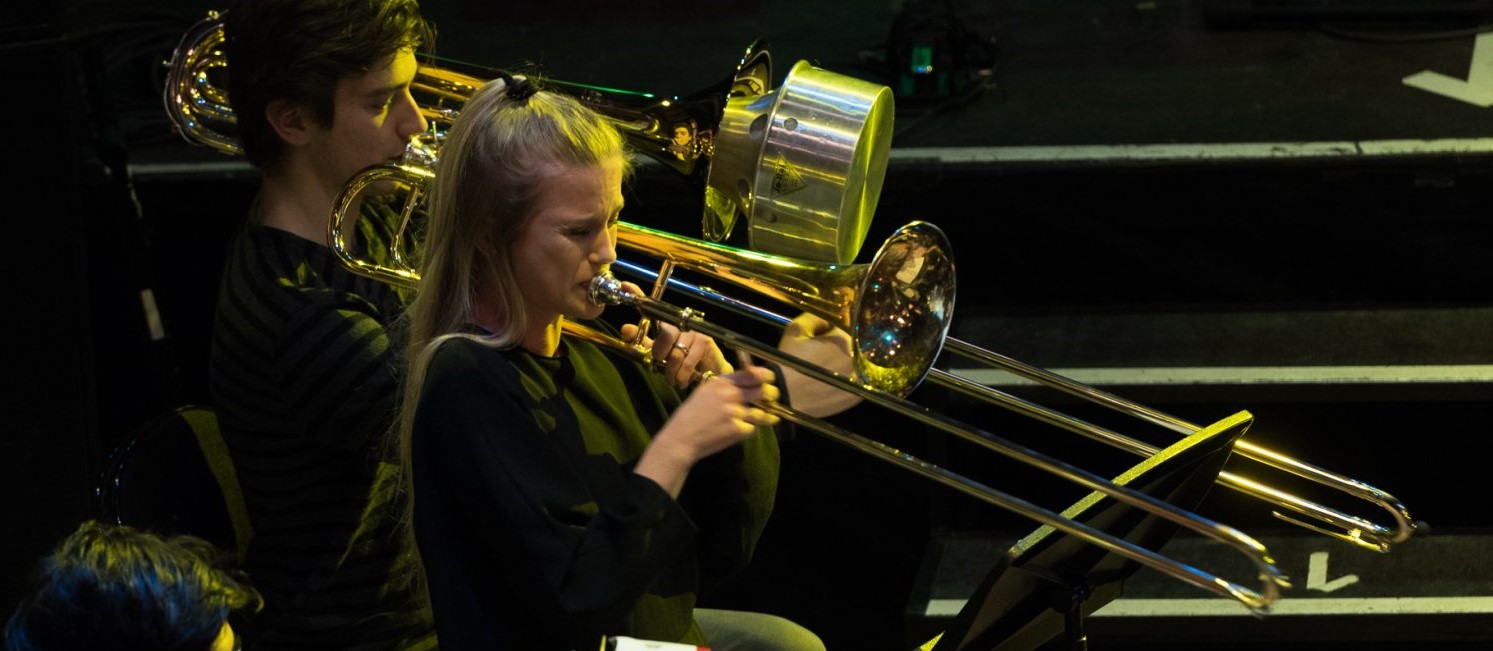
[216,226,330,326]
[260,246,400,328]
[221,225,323,296]
[426,335,515,376]
[224,218,316,267]
[421,336,528,400]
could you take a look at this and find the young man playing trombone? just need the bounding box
[209,0,436,648]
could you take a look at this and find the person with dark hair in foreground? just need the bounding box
[4,520,261,651]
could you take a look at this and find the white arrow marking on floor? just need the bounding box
[1306,551,1360,593]
[1403,32,1493,107]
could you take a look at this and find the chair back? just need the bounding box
[95,405,253,557]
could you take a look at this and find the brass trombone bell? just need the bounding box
[162,11,238,156]
[612,220,955,398]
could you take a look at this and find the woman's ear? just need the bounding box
[265,99,314,146]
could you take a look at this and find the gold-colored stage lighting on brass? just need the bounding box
[165,10,1422,628]
[163,11,892,265]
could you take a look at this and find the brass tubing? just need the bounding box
[939,337,1417,551]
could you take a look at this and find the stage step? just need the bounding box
[906,529,1493,649]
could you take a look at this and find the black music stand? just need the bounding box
[930,411,1254,651]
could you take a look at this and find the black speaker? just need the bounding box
[1,3,99,611]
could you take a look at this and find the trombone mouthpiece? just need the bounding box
[588,271,629,306]
[401,136,440,167]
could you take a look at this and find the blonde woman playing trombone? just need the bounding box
[398,75,825,651]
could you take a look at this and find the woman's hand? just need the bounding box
[776,312,861,417]
[619,321,732,389]
[634,365,780,497]
[667,366,780,453]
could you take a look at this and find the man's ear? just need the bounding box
[265,99,314,146]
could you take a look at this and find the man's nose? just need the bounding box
[395,91,428,140]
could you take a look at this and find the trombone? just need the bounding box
[610,253,1420,552]
[330,161,1288,612]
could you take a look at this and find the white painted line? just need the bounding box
[948,365,1493,387]
[1403,32,1493,107]
[128,160,255,176]
[132,139,1493,178]
[893,139,1493,164]
[925,596,1493,618]
[1358,139,1493,155]
[896,142,1357,163]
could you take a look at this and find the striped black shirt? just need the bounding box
[209,199,434,651]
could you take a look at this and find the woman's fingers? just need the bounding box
[674,333,719,387]
[752,382,780,405]
[645,329,732,389]
[724,365,778,403]
[719,390,777,432]
[619,322,644,344]
[670,332,698,387]
[744,406,780,427]
[660,367,786,462]
[619,280,647,298]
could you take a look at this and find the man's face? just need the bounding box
[303,48,427,196]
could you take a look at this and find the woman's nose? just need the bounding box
[590,231,617,265]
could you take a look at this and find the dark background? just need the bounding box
[6,0,1493,649]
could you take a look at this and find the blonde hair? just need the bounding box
[395,76,630,517]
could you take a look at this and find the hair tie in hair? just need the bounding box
[499,72,537,103]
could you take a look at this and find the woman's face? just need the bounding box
[512,157,624,330]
